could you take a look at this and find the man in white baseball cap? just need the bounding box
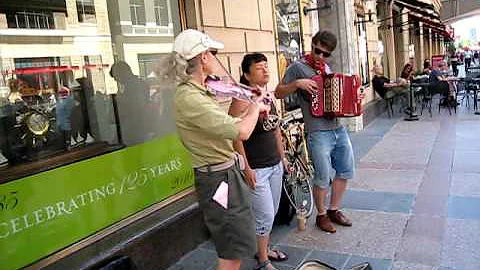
[172,29,270,270]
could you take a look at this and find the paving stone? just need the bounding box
[270,223,297,245]
[198,240,216,251]
[360,121,439,165]
[417,168,451,197]
[175,248,217,270]
[447,196,480,220]
[353,117,398,137]
[453,150,480,173]
[342,190,415,213]
[455,139,480,151]
[272,262,296,270]
[427,148,454,169]
[437,267,472,270]
[281,210,408,259]
[239,257,258,270]
[353,138,383,163]
[403,215,445,241]
[441,219,480,270]
[456,121,480,141]
[389,163,426,170]
[349,168,423,194]
[344,255,392,270]
[391,261,435,270]
[413,193,448,217]
[357,162,392,169]
[304,250,350,269]
[395,235,442,266]
[450,172,480,197]
[395,216,445,265]
[270,244,312,267]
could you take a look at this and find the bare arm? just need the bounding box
[274,127,285,161]
[229,98,257,189]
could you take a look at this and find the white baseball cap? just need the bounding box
[173,29,224,60]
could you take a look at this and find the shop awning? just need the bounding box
[3,64,110,75]
[0,0,67,14]
[395,0,453,41]
[395,0,439,20]
[8,66,79,75]
[407,11,454,41]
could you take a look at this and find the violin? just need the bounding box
[204,55,272,105]
[205,75,271,104]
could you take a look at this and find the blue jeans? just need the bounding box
[307,126,355,188]
[251,162,283,236]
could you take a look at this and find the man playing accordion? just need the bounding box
[275,30,355,233]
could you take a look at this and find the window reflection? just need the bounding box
[0,56,118,168]
[110,59,176,147]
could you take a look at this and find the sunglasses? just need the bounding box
[209,50,218,56]
[313,47,331,58]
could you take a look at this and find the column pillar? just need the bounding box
[318,0,358,73]
[417,21,425,70]
[428,28,433,61]
[365,0,379,103]
[377,0,396,78]
[400,11,410,68]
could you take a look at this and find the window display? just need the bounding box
[0,57,119,180]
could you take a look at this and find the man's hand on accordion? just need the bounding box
[295,78,318,95]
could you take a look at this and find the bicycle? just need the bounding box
[280,109,314,218]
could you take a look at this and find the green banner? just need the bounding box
[0,135,194,270]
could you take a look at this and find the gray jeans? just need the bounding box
[251,162,284,236]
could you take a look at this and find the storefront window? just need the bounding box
[275,1,303,78]
[275,1,303,111]
[0,56,119,180]
[356,15,369,86]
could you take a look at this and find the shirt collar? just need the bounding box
[185,79,215,96]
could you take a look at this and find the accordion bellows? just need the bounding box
[310,74,362,117]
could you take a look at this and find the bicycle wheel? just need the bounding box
[283,156,314,217]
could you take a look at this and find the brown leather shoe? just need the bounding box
[327,210,352,227]
[315,214,336,233]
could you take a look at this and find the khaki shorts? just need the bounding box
[194,163,256,259]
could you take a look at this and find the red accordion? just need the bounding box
[310,73,362,117]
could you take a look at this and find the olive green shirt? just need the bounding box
[174,80,240,168]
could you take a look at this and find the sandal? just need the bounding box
[254,249,289,262]
[253,259,278,270]
[267,249,288,261]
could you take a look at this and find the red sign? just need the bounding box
[431,55,445,68]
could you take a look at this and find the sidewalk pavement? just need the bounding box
[168,105,480,270]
